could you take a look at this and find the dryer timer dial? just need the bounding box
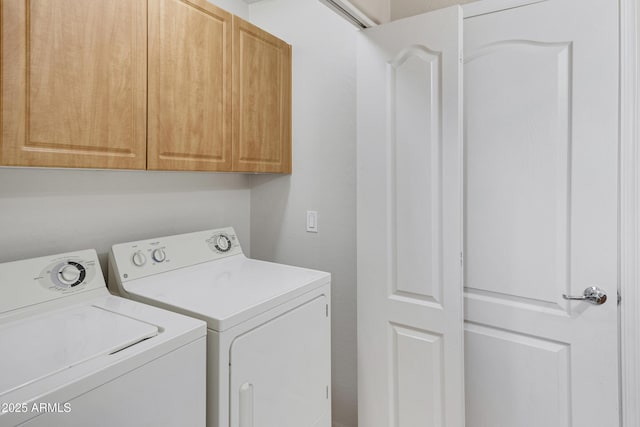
[152,248,166,263]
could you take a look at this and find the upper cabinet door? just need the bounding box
[147,0,233,171]
[232,17,292,174]
[1,0,147,169]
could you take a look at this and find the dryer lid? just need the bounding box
[123,256,330,331]
[0,305,158,395]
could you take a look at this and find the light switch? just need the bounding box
[306,211,318,233]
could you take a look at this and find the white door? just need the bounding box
[229,296,330,427]
[357,6,464,427]
[463,1,619,426]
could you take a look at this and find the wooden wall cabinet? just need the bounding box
[147,0,233,172]
[1,0,148,169]
[1,0,292,174]
[233,17,292,174]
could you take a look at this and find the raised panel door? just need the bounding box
[357,6,464,426]
[1,0,147,169]
[147,0,232,171]
[232,17,291,174]
[464,1,619,425]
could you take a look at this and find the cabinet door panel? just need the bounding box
[148,0,232,171]
[1,0,147,169]
[233,17,291,174]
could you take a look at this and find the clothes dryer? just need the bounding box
[108,227,331,427]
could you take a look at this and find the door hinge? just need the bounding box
[618,291,622,306]
[460,252,463,266]
[326,386,329,399]
[326,304,329,317]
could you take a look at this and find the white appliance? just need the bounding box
[108,227,332,427]
[0,249,207,427]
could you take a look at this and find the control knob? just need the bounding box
[131,251,147,267]
[58,264,81,285]
[55,261,86,287]
[152,248,166,263]
[215,234,232,252]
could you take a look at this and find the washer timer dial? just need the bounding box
[59,264,81,284]
[214,234,232,252]
[39,258,95,292]
[55,261,86,288]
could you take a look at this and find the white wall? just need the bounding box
[247,1,358,426]
[0,1,358,425]
[390,0,475,20]
[0,168,251,276]
[350,0,390,23]
[349,0,477,23]
[0,0,252,276]
[210,0,248,17]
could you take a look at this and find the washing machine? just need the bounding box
[0,249,206,427]
[108,227,332,427]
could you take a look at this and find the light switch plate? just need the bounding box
[306,211,318,233]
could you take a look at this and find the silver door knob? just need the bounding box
[562,286,607,305]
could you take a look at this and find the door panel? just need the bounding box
[229,296,330,427]
[465,41,570,307]
[465,323,570,426]
[464,1,619,426]
[394,48,442,303]
[232,17,292,173]
[2,0,147,169]
[147,0,232,171]
[392,326,444,426]
[357,6,463,427]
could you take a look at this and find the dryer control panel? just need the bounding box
[109,227,244,285]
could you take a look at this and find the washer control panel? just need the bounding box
[0,249,106,315]
[110,227,244,285]
[39,256,97,292]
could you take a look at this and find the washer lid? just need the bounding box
[0,305,158,395]
[123,256,330,331]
